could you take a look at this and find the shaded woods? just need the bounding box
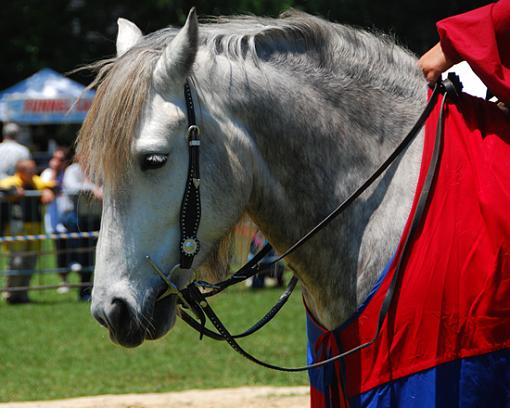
[2,0,490,90]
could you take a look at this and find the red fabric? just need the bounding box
[329,92,510,396]
[437,0,510,103]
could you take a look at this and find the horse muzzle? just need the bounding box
[91,290,177,347]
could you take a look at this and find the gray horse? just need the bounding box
[79,7,432,402]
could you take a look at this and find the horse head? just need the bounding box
[80,8,427,348]
[82,9,253,347]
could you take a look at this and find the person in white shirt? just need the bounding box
[60,160,102,301]
[40,147,72,293]
[0,123,30,180]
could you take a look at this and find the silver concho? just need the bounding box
[181,238,199,256]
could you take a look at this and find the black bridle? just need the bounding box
[178,82,202,270]
[148,75,462,372]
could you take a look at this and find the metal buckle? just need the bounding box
[187,125,200,139]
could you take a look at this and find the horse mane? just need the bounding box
[201,9,334,65]
[77,9,416,186]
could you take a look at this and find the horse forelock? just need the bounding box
[76,48,160,186]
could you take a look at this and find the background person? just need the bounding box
[0,123,31,180]
[0,159,55,304]
[59,159,102,301]
[247,231,284,289]
[0,123,31,240]
[40,146,72,293]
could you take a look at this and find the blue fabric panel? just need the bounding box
[351,348,510,407]
[307,257,393,394]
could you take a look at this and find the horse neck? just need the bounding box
[196,49,427,329]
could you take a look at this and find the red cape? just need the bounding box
[438,0,510,103]
[307,92,510,406]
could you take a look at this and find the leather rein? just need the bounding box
[147,75,462,372]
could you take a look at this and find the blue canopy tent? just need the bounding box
[0,68,94,124]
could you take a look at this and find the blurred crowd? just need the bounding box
[0,122,284,304]
[0,122,102,304]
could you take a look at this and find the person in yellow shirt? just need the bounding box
[0,159,55,304]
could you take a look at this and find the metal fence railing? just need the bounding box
[0,188,272,302]
[0,189,100,302]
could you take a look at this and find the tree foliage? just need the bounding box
[0,0,490,90]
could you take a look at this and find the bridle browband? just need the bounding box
[147,75,462,372]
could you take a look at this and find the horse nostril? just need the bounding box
[107,297,131,330]
[92,296,146,347]
[92,298,132,333]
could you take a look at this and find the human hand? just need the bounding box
[15,187,24,197]
[418,42,455,84]
[40,188,55,205]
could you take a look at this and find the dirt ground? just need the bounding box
[0,386,309,408]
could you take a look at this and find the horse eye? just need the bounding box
[141,153,168,171]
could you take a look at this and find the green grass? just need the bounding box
[0,277,309,402]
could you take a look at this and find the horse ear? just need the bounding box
[116,18,143,57]
[153,8,199,93]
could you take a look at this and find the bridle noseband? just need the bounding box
[147,75,463,372]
